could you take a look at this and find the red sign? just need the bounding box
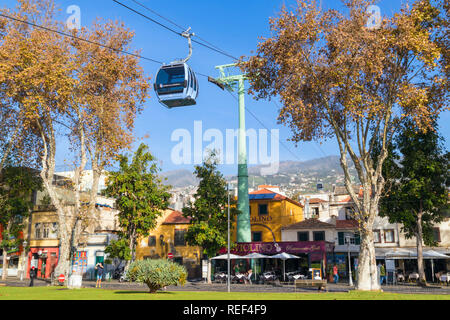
[167,253,173,259]
[58,274,65,283]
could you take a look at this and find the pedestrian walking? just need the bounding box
[29,266,36,287]
[380,263,386,285]
[333,264,339,284]
[95,262,104,288]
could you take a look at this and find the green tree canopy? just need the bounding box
[380,119,449,285]
[182,152,238,259]
[0,164,42,279]
[104,143,171,267]
[380,120,449,243]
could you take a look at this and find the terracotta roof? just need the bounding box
[162,210,191,224]
[249,188,274,195]
[335,219,359,229]
[339,196,352,203]
[308,198,327,204]
[282,218,335,230]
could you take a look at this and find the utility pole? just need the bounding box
[212,64,251,243]
[227,183,231,293]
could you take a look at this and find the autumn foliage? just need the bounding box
[240,0,448,290]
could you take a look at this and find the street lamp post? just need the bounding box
[227,183,231,293]
[345,235,354,286]
[20,241,28,281]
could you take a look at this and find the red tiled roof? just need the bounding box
[339,196,352,203]
[308,198,327,204]
[249,188,274,195]
[162,210,191,224]
[335,219,359,229]
[282,218,335,230]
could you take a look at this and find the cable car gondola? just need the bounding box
[154,28,199,109]
[154,62,198,108]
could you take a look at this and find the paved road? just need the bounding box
[1,277,449,295]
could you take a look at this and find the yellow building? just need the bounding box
[135,208,202,279]
[232,185,304,243]
[27,208,60,279]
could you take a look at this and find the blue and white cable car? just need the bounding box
[154,63,198,108]
[154,28,199,108]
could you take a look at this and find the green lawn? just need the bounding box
[0,286,449,300]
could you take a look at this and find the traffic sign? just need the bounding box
[58,274,65,283]
[167,253,173,259]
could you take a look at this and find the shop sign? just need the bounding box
[251,216,273,223]
[220,241,331,255]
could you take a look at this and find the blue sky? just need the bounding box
[1,0,449,175]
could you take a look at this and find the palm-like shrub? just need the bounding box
[127,259,187,293]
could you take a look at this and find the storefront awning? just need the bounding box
[375,248,450,259]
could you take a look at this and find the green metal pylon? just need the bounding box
[214,63,251,243]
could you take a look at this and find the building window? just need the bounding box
[312,207,319,218]
[373,230,381,243]
[384,229,395,243]
[252,232,262,242]
[43,223,50,238]
[258,204,268,215]
[338,232,360,245]
[35,223,42,239]
[345,207,353,220]
[313,231,325,241]
[148,236,156,247]
[174,230,186,246]
[432,228,441,242]
[297,231,309,241]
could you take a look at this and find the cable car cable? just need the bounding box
[226,91,305,163]
[0,12,164,65]
[0,12,215,80]
[130,0,236,58]
[112,0,239,61]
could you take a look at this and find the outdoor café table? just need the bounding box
[235,273,245,283]
[408,273,419,282]
[439,274,449,285]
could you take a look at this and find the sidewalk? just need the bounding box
[1,277,449,294]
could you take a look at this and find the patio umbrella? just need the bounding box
[211,254,241,260]
[414,250,450,259]
[385,248,414,259]
[241,253,270,280]
[269,252,300,282]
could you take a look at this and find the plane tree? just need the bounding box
[240,0,448,290]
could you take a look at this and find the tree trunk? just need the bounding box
[356,228,380,290]
[125,228,137,271]
[207,258,212,284]
[416,206,427,287]
[1,221,12,280]
[1,249,7,280]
